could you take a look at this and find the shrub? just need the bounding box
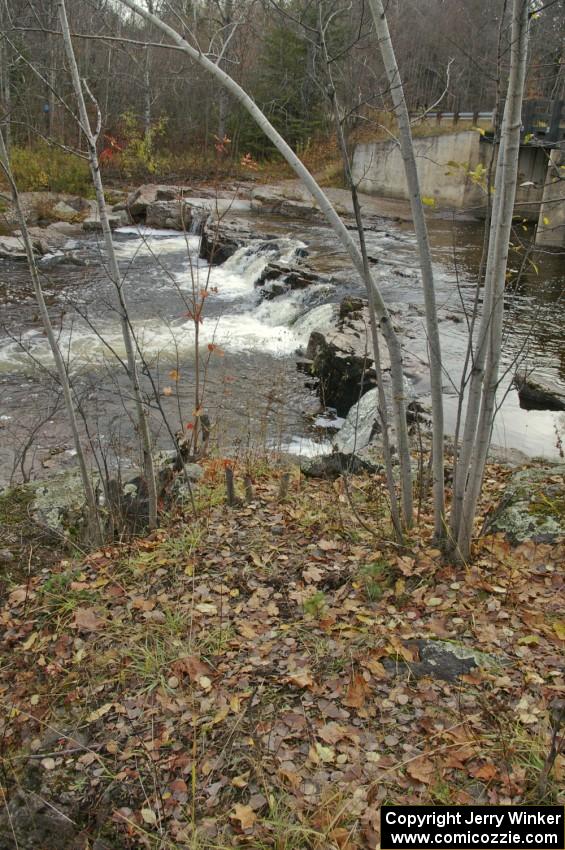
[8,143,92,195]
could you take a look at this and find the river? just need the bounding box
[0,198,563,488]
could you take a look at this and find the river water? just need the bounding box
[0,205,563,487]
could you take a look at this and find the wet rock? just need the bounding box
[482,464,565,543]
[384,639,500,682]
[199,217,266,265]
[300,451,381,478]
[335,388,429,455]
[37,251,86,270]
[305,298,392,415]
[257,261,319,298]
[514,371,565,411]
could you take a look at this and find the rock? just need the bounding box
[29,471,91,535]
[52,200,79,220]
[37,251,86,270]
[305,298,392,415]
[300,451,381,478]
[514,371,565,411]
[145,199,193,230]
[483,464,565,543]
[0,788,79,850]
[334,387,382,453]
[0,234,46,259]
[335,388,428,455]
[45,221,84,238]
[199,217,253,264]
[383,639,500,682]
[126,184,181,218]
[83,210,129,232]
[257,261,319,299]
[251,187,322,220]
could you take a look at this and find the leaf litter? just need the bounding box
[0,460,563,848]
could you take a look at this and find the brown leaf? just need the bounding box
[318,722,348,744]
[343,673,368,708]
[172,655,213,682]
[74,606,104,632]
[406,756,435,785]
[470,762,497,782]
[230,803,256,831]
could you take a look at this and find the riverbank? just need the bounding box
[1,457,563,849]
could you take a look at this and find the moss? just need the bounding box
[0,484,34,528]
[528,490,565,520]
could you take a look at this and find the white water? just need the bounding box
[0,229,334,371]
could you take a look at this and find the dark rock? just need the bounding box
[300,451,381,479]
[514,371,565,411]
[383,639,499,682]
[199,218,251,264]
[0,789,79,850]
[305,300,386,415]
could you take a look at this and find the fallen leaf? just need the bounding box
[74,607,104,632]
[172,655,213,682]
[87,702,114,723]
[343,673,368,708]
[406,756,435,785]
[230,803,256,831]
[470,762,497,782]
[141,808,157,825]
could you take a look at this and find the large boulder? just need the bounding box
[125,184,182,218]
[483,464,565,543]
[82,209,130,232]
[514,371,565,411]
[199,216,260,265]
[145,199,193,230]
[305,297,392,415]
[0,234,46,259]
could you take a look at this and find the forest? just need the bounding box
[0,1,564,848]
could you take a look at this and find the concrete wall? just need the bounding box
[536,146,565,248]
[352,131,485,212]
[352,131,548,219]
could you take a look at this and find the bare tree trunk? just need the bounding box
[0,0,11,154]
[319,19,403,539]
[117,0,413,529]
[456,0,530,560]
[0,128,102,544]
[58,0,158,529]
[367,0,445,541]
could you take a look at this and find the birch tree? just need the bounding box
[58,0,159,529]
[117,0,415,528]
[367,0,446,542]
[452,0,531,560]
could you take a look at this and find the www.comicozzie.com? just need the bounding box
[380,806,565,849]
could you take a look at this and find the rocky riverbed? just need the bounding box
[1,180,564,499]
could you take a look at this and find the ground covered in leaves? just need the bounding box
[1,460,563,849]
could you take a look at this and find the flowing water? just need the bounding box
[0,207,563,486]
